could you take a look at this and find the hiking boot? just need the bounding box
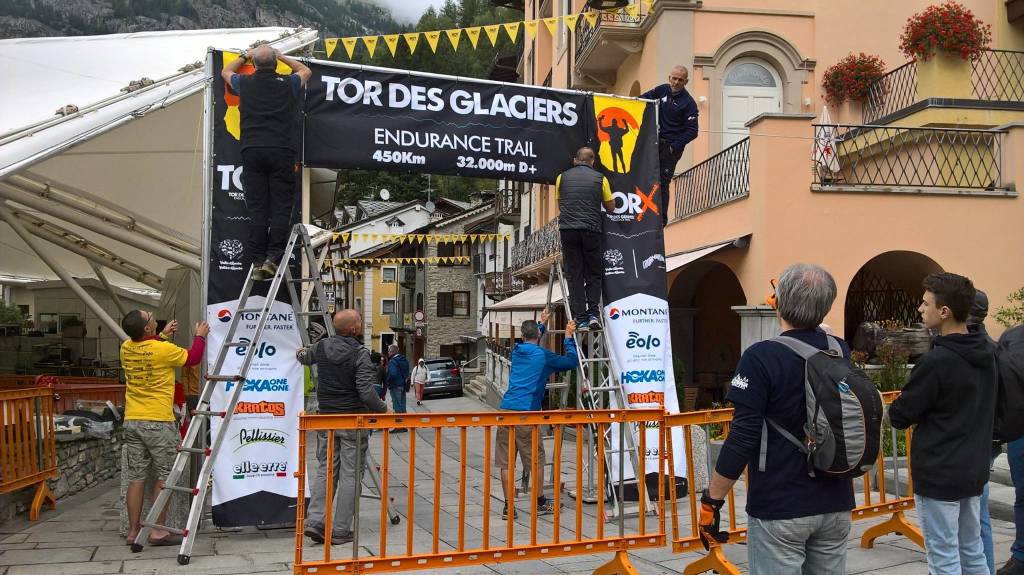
[250,264,269,282]
[303,524,325,544]
[999,557,1024,575]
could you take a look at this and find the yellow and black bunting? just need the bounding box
[331,232,511,244]
[324,1,649,59]
[332,256,471,267]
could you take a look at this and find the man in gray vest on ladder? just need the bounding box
[556,147,615,330]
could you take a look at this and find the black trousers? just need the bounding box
[560,229,603,322]
[658,139,684,225]
[242,147,295,267]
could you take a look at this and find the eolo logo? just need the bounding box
[217,309,232,323]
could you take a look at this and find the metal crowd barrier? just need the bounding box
[294,399,922,575]
[0,388,58,520]
[662,391,922,575]
[294,409,665,574]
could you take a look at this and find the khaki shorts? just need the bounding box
[494,422,546,472]
[123,420,178,482]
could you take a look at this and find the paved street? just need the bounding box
[0,393,1017,574]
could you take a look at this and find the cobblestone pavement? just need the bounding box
[0,393,1017,574]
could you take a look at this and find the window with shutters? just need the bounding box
[453,291,470,317]
[437,292,454,317]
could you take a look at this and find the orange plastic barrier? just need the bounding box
[0,388,57,520]
[663,392,922,575]
[294,409,666,575]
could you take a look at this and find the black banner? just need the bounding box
[303,64,591,183]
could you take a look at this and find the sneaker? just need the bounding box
[999,557,1024,575]
[250,265,268,282]
[328,531,354,545]
[501,504,516,520]
[585,315,602,330]
[303,524,325,544]
[259,260,278,280]
[537,500,556,516]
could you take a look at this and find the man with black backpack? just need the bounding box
[699,264,881,574]
[890,272,997,575]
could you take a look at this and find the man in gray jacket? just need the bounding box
[297,309,387,544]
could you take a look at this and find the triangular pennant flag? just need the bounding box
[564,14,580,31]
[383,34,400,57]
[445,29,461,51]
[504,21,521,43]
[524,20,539,40]
[370,233,378,242]
[542,17,559,37]
[583,12,599,28]
[403,32,420,54]
[483,24,501,46]
[341,232,351,242]
[424,30,442,53]
[325,38,338,58]
[625,3,640,18]
[465,27,481,49]
[416,234,424,243]
[459,234,468,242]
[342,37,358,59]
[362,36,378,58]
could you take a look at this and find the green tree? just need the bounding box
[995,287,1024,328]
[0,299,24,324]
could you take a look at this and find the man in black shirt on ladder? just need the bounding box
[221,43,312,280]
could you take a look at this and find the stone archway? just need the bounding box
[694,30,815,154]
[844,250,944,342]
[668,260,746,408]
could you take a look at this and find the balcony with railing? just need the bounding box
[573,2,650,89]
[812,124,1011,196]
[483,271,525,301]
[510,216,560,276]
[671,137,750,222]
[862,50,1024,125]
[496,185,522,225]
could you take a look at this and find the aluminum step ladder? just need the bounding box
[131,224,397,565]
[546,259,654,522]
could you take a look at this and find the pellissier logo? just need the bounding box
[609,308,621,320]
[217,309,232,323]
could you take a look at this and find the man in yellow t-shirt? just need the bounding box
[120,309,208,546]
[556,147,616,330]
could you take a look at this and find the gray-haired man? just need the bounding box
[699,264,854,574]
[297,309,387,545]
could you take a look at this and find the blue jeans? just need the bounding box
[1009,438,1024,562]
[388,385,406,414]
[916,494,989,575]
[980,460,994,575]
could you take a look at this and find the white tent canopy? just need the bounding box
[0,27,319,291]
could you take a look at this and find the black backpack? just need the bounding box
[758,335,884,480]
[995,325,1024,443]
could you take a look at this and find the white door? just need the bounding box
[722,59,783,149]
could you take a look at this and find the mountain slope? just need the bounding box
[0,0,402,39]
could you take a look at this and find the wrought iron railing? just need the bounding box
[972,49,1024,101]
[862,62,917,125]
[510,216,560,272]
[496,186,521,220]
[484,271,525,298]
[863,50,1024,124]
[812,124,1005,190]
[671,137,750,221]
[574,3,647,62]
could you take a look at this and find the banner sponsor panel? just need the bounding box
[590,95,686,480]
[303,64,591,183]
[207,51,305,527]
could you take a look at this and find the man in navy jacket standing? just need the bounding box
[641,66,699,225]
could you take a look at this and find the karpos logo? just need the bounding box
[620,370,665,384]
[217,309,233,323]
[627,391,665,405]
[608,185,660,223]
[234,401,286,417]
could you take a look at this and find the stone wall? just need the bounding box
[0,430,122,523]
[424,239,478,358]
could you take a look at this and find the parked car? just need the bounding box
[422,357,463,398]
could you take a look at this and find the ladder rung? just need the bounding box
[236,308,264,313]
[580,357,610,363]
[589,386,622,392]
[289,277,318,282]
[142,523,188,536]
[225,341,250,347]
[296,311,325,316]
[206,374,243,382]
[192,409,226,417]
[177,446,211,455]
[162,484,200,495]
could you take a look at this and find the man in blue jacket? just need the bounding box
[641,66,699,225]
[385,344,410,424]
[496,311,577,520]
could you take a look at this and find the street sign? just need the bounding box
[414,310,425,322]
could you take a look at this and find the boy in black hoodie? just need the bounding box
[890,272,997,575]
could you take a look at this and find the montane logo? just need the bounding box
[217,309,232,323]
[620,370,665,384]
[609,308,621,320]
